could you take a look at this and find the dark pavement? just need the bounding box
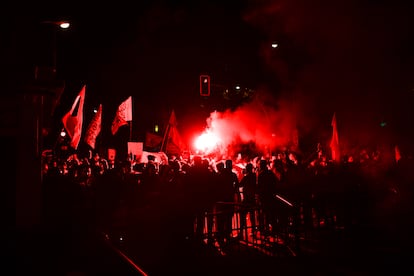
[96,219,412,275]
[15,193,414,275]
[15,221,413,276]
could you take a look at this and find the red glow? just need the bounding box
[191,97,298,157]
[194,130,221,154]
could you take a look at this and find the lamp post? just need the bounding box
[16,19,71,232]
[34,19,70,177]
[37,20,70,80]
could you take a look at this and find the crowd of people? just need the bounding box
[40,146,414,252]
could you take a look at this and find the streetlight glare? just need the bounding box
[59,22,70,29]
[41,20,70,29]
[271,43,278,48]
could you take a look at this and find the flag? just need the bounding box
[169,109,178,127]
[145,132,163,149]
[330,112,340,162]
[168,125,184,150]
[84,104,102,149]
[395,145,401,163]
[165,109,185,154]
[111,96,132,135]
[62,85,86,149]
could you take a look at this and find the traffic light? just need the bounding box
[200,75,210,96]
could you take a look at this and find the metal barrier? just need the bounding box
[199,195,301,256]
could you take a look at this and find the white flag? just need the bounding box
[111,96,132,135]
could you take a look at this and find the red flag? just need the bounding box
[145,132,163,148]
[395,145,402,163]
[169,109,177,126]
[330,112,341,162]
[62,85,86,149]
[84,104,102,149]
[111,96,132,135]
[166,110,185,154]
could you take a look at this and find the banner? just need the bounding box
[108,148,116,161]
[139,151,169,165]
[128,142,143,161]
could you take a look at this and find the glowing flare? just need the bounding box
[194,131,221,153]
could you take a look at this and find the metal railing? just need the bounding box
[198,194,301,256]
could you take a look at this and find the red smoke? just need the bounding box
[194,91,299,157]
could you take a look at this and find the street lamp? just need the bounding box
[37,20,70,80]
[59,22,70,29]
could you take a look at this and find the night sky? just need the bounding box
[5,0,414,155]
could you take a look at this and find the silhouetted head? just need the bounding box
[193,156,202,166]
[216,162,225,172]
[245,163,253,173]
[171,160,181,172]
[225,159,232,170]
[259,160,268,170]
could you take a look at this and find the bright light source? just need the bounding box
[60,130,66,137]
[93,108,98,113]
[59,22,70,29]
[200,75,210,96]
[41,20,70,29]
[155,124,159,133]
[271,43,278,48]
[194,131,221,153]
[235,85,241,90]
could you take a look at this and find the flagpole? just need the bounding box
[160,124,170,153]
[129,121,132,142]
[130,97,133,142]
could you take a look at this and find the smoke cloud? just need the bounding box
[201,89,299,157]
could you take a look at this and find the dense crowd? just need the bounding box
[40,147,414,250]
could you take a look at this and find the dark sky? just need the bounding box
[5,0,414,153]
